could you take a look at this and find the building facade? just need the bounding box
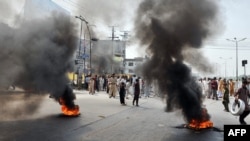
[123,57,146,75]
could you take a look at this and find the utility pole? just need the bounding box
[109,26,119,41]
[86,24,93,74]
[109,26,119,73]
[219,57,232,78]
[227,37,247,89]
[75,15,88,88]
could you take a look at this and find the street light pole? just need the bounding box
[86,24,96,74]
[219,57,232,78]
[226,37,246,89]
[75,15,88,73]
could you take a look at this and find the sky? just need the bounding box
[51,0,250,78]
[3,0,250,78]
[201,0,250,77]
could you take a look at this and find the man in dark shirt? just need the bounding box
[133,79,140,106]
[235,80,250,125]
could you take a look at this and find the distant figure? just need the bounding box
[211,77,218,100]
[133,79,140,106]
[222,83,229,112]
[125,79,131,99]
[78,74,82,90]
[109,74,117,98]
[89,77,95,95]
[229,79,235,96]
[119,82,126,105]
[217,77,224,98]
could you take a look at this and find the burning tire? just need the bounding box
[230,99,245,116]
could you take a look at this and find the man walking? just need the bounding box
[234,80,250,125]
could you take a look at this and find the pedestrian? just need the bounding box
[207,77,212,98]
[133,78,140,106]
[229,79,235,96]
[119,82,126,105]
[89,77,95,95]
[78,74,82,90]
[217,77,224,98]
[211,77,218,100]
[125,79,131,99]
[234,80,250,125]
[222,83,230,112]
[109,74,117,98]
[106,75,111,94]
[94,75,99,92]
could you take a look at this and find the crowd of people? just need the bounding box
[198,77,250,125]
[75,73,154,107]
[74,74,250,125]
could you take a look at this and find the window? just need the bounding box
[128,62,133,66]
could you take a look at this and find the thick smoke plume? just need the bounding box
[134,0,219,123]
[0,12,77,117]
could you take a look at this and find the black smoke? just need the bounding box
[134,0,219,123]
[0,12,78,117]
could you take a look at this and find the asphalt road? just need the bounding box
[0,89,248,141]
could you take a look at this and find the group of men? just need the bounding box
[106,74,141,106]
[199,77,250,125]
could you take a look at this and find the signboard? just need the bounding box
[75,59,83,64]
[82,54,89,59]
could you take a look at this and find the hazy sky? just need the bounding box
[5,0,250,77]
[53,0,250,77]
[201,0,250,77]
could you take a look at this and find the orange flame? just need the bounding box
[188,107,213,129]
[188,119,213,129]
[59,98,80,116]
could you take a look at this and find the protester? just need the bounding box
[119,82,126,105]
[109,74,117,98]
[229,79,235,96]
[234,80,250,125]
[211,77,218,100]
[222,83,229,112]
[133,79,140,106]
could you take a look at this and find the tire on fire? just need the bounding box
[230,99,245,116]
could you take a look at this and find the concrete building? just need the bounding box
[90,40,125,74]
[22,0,137,76]
[123,57,146,75]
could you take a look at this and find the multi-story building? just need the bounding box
[22,0,139,76]
[123,57,146,75]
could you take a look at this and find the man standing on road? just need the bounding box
[211,77,218,100]
[109,74,117,98]
[229,79,235,96]
[222,83,230,112]
[133,79,140,106]
[234,80,250,125]
[119,82,126,105]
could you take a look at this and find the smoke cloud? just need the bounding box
[75,0,140,26]
[134,0,219,122]
[0,11,77,117]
